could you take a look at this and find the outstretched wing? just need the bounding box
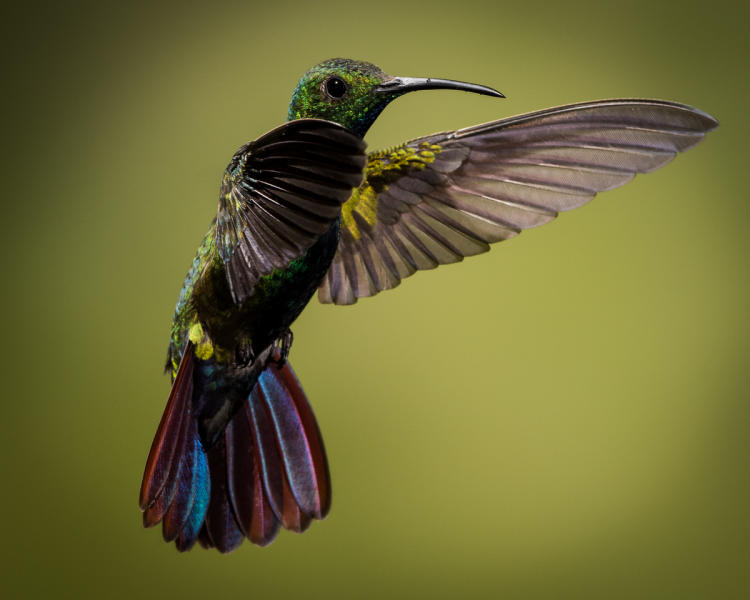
[217,119,366,303]
[318,99,717,305]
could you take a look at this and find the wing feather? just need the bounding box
[320,99,717,304]
[217,119,366,303]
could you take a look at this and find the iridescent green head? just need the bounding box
[288,58,504,137]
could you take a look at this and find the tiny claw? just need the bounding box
[274,330,294,367]
[235,343,255,367]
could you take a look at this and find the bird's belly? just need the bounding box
[245,222,340,351]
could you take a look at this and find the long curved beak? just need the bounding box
[375,76,504,98]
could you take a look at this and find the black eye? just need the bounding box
[325,77,347,99]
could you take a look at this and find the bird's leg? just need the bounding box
[234,341,255,367]
[274,330,294,367]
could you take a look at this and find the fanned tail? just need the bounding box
[139,346,331,553]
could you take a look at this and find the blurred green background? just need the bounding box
[3,0,748,598]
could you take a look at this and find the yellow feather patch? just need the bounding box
[188,322,214,360]
[342,141,441,240]
[342,185,377,240]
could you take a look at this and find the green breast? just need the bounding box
[236,218,341,352]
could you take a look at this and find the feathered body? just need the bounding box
[165,219,340,377]
[140,58,717,553]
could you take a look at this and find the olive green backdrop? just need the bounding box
[3,0,748,598]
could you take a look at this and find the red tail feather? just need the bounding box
[140,346,331,552]
[140,346,195,516]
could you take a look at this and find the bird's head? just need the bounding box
[288,58,503,137]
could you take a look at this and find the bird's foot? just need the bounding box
[235,342,255,367]
[273,330,294,367]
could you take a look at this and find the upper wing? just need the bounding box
[318,99,718,305]
[217,119,366,303]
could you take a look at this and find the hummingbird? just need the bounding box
[139,58,717,553]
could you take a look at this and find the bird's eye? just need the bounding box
[324,77,347,99]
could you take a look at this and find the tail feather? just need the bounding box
[249,422,282,546]
[225,409,255,536]
[274,362,331,518]
[281,472,313,533]
[258,363,326,519]
[144,391,194,527]
[196,523,213,549]
[247,383,286,520]
[202,438,245,553]
[140,346,330,552]
[140,347,194,515]
[174,438,209,552]
[161,419,198,541]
